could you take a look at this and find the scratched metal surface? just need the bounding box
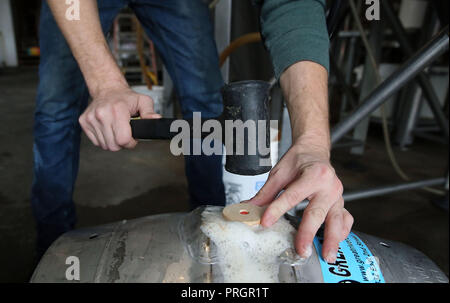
[357,232,448,283]
[30,213,448,283]
[31,213,215,282]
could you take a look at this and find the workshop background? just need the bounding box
[0,0,448,282]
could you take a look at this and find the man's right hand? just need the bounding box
[79,87,161,151]
[45,0,161,151]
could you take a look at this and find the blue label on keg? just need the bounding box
[313,232,385,283]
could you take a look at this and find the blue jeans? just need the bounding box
[33,0,225,255]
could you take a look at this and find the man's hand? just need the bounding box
[79,87,160,151]
[248,61,353,263]
[249,138,353,263]
[46,0,161,151]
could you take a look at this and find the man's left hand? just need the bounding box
[249,138,353,263]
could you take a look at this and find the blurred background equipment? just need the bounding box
[0,0,448,282]
[0,0,19,67]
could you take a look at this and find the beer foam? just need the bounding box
[200,206,296,283]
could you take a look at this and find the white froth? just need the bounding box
[200,207,296,283]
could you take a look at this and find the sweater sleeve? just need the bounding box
[259,0,330,79]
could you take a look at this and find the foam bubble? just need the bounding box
[200,206,296,283]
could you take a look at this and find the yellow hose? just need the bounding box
[219,32,262,67]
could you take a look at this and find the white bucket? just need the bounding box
[131,85,164,115]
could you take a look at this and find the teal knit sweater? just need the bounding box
[258,0,330,78]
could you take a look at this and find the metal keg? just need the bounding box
[30,207,448,283]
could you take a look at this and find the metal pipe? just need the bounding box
[331,26,449,144]
[342,178,447,202]
[330,53,357,108]
[382,1,449,138]
[332,138,363,149]
[337,30,365,38]
[340,36,357,111]
[294,178,447,210]
[412,130,448,144]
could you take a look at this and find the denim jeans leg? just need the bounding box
[131,0,226,208]
[33,0,126,257]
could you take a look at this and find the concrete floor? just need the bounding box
[0,67,448,282]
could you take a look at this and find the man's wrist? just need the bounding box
[76,42,129,98]
[81,64,129,99]
[292,132,331,159]
[89,76,130,99]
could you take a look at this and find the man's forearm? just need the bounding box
[253,1,350,262]
[279,61,331,156]
[47,0,127,97]
[252,61,351,262]
[259,0,330,151]
[46,1,158,151]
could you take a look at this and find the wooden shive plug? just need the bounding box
[222,202,265,226]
